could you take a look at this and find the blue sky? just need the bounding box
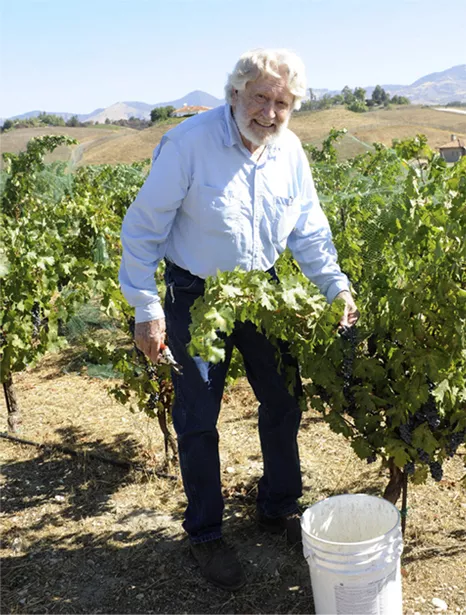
[0,0,465,117]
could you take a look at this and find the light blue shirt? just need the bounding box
[119,104,350,323]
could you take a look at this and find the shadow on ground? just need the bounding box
[1,426,141,524]
[2,526,314,614]
[1,434,315,614]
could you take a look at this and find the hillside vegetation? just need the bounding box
[0,125,133,169]
[1,106,465,166]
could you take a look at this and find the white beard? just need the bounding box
[234,103,290,147]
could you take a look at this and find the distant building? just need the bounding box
[172,103,211,118]
[438,135,466,162]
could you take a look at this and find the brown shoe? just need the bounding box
[257,510,302,546]
[190,538,245,591]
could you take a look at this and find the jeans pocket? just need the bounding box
[165,263,203,294]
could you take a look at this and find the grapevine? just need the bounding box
[1,131,464,497]
[188,135,466,498]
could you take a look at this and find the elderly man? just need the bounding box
[119,48,358,590]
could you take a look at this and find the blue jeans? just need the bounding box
[164,261,303,544]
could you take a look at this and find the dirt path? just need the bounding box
[434,108,466,115]
[69,132,134,169]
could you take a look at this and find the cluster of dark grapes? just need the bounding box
[417,391,441,430]
[147,391,160,411]
[417,448,430,463]
[403,458,444,481]
[410,448,447,481]
[397,391,442,445]
[392,374,461,482]
[404,461,415,475]
[367,334,377,357]
[398,423,412,445]
[31,302,41,337]
[0,330,6,348]
[446,429,466,458]
[339,325,358,415]
[429,461,443,482]
[339,330,462,482]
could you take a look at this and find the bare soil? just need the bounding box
[1,350,465,614]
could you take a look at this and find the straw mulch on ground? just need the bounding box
[1,350,465,614]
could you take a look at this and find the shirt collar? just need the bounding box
[223,103,282,156]
[223,104,241,148]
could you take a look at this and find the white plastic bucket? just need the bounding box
[301,494,403,615]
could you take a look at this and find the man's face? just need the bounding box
[231,71,294,149]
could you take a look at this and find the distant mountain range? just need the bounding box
[313,65,466,105]
[3,91,224,125]
[3,65,466,124]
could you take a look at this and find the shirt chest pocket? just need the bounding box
[197,185,243,232]
[273,196,301,245]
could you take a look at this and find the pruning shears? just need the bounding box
[159,343,183,375]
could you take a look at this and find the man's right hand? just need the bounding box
[134,318,166,363]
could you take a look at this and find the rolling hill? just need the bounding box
[4,91,224,126]
[314,65,466,105]
[3,65,465,126]
[3,105,463,168]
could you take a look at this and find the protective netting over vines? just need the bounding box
[190,131,466,486]
[1,132,465,490]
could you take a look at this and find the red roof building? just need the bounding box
[172,104,211,118]
[438,135,466,163]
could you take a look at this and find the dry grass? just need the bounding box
[79,119,185,166]
[3,107,466,170]
[1,350,465,614]
[290,106,466,159]
[76,106,466,163]
[0,125,134,169]
[0,125,127,152]
[79,106,466,164]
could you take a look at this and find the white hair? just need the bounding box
[225,48,307,111]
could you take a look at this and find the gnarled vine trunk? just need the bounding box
[3,373,21,433]
[382,457,404,505]
[156,378,177,466]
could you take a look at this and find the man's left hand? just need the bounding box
[335,290,360,328]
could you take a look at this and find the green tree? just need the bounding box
[354,87,366,102]
[342,86,354,105]
[347,100,367,113]
[372,85,389,105]
[37,112,66,127]
[391,95,410,105]
[317,94,333,110]
[66,115,80,127]
[446,101,466,108]
[150,106,176,123]
[2,119,13,131]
